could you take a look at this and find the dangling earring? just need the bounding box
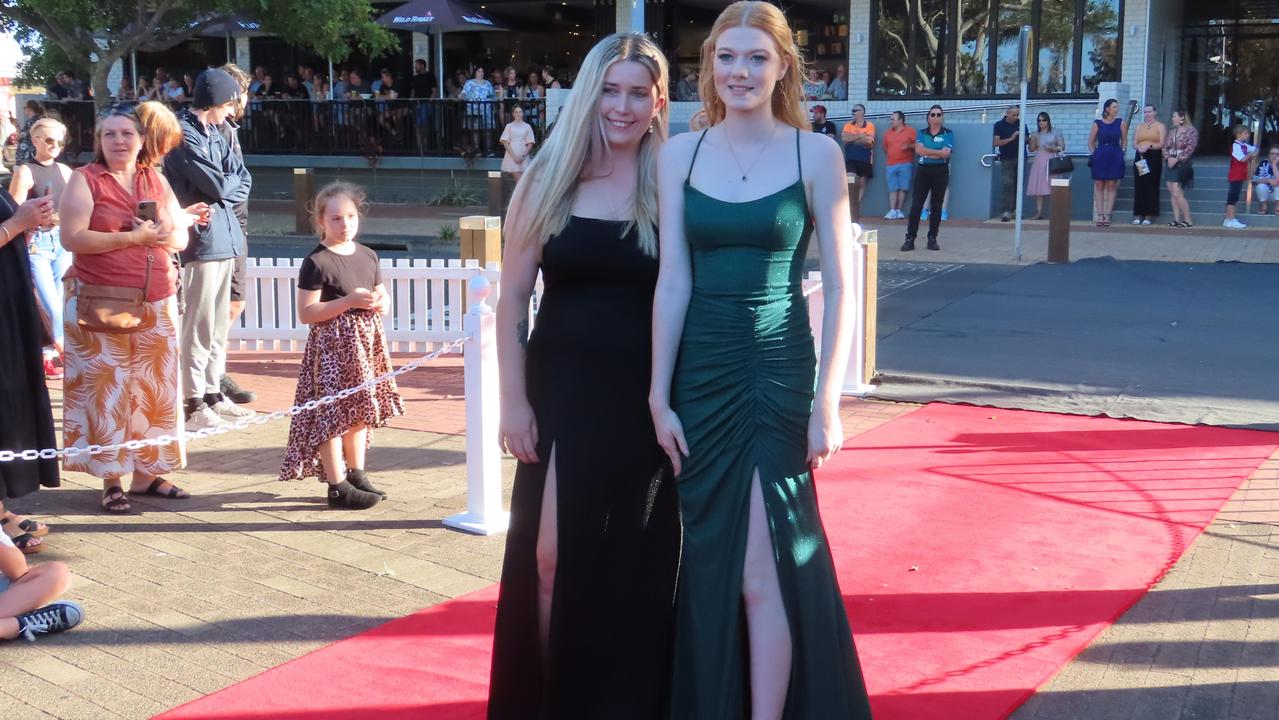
[648,121,655,134]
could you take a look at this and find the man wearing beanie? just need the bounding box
[164,68,256,430]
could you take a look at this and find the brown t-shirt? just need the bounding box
[297,243,382,303]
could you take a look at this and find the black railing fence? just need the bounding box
[45,99,548,160]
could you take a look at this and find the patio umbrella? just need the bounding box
[375,0,508,98]
[195,14,264,63]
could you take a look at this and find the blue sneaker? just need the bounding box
[15,600,83,642]
[941,209,949,221]
[920,208,930,220]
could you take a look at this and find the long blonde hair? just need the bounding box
[519,32,669,257]
[698,1,808,130]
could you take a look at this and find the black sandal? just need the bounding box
[1,523,44,554]
[101,486,132,514]
[129,477,190,499]
[1,512,48,538]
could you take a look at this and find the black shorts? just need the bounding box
[846,160,874,179]
[1227,180,1244,206]
[229,254,246,302]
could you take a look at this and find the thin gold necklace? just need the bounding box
[724,122,777,183]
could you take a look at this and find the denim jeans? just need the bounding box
[27,226,71,347]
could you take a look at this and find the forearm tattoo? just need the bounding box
[516,317,529,347]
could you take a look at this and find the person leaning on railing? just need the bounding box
[57,101,206,515]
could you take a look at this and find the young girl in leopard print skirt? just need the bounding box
[278,182,403,509]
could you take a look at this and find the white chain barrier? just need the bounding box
[0,336,471,464]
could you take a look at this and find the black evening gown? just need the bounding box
[488,216,681,720]
[0,191,59,498]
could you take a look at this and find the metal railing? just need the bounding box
[824,97,1100,124]
[43,98,548,159]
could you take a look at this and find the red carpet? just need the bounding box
[157,404,1277,720]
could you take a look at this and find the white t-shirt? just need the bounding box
[0,531,14,550]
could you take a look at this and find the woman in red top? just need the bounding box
[59,101,204,514]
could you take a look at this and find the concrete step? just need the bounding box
[1109,209,1279,229]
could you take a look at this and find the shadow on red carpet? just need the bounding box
[155,404,1277,720]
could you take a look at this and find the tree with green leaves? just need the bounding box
[2,0,397,108]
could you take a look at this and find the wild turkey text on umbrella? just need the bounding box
[375,0,509,99]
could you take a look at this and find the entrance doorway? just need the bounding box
[1181,0,1279,153]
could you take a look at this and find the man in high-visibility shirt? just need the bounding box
[842,104,875,207]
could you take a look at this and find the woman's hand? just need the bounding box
[10,195,54,233]
[806,402,844,470]
[370,288,390,315]
[129,219,169,247]
[651,403,689,476]
[499,397,539,464]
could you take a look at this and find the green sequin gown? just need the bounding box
[671,128,873,719]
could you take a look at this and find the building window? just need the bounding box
[871,0,1122,98]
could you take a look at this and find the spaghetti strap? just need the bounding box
[796,126,803,177]
[687,129,709,183]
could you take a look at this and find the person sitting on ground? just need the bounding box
[1224,124,1257,230]
[811,105,837,141]
[278,182,403,509]
[1251,146,1279,215]
[0,528,81,642]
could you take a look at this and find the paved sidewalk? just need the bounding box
[4,361,1277,718]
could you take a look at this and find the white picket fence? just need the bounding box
[229,257,543,352]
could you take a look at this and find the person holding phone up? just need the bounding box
[59,101,206,514]
[162,68,255,431]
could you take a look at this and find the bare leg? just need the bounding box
[318,437,344,485]
[1093,181,1104,222]
[535,444,559,660]
[1105,180,1119,217]
[1035,196,1044,218]
[0,562,71,640]
[341,424,368,471]
[742,470,792,720]
[1165,183,1180,223]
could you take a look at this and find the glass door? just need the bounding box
[1182,0,1279,153]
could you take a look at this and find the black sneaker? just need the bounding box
[900,238,916,252]
[327,480,382,510]
[927,238,941,251]
[346,468,387,499]
[15,600,84,642]
[220,375,256,404]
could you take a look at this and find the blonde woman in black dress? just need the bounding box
[488,33,680,719]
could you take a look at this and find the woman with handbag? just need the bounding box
[58,101,204,514]
[1165,109,1199,228]
[1027,112,1065,220]
[1131,105,1166,225]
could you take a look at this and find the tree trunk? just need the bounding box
[91,56,116,111]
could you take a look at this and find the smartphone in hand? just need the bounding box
[136,200,158,222]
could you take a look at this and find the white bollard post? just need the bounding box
[445,275,510,535]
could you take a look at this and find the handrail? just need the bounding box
[824,97,1098,124]
[981,150,1092,167]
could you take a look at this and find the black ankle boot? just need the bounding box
[346,468,387,499]
[327,480,381,509]
[926,237,940,251]
[901,238,916,252]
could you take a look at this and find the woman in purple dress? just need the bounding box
[1088,98,1131,226]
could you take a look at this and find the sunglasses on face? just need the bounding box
[35,136,64,147]
[928,112,942,117]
